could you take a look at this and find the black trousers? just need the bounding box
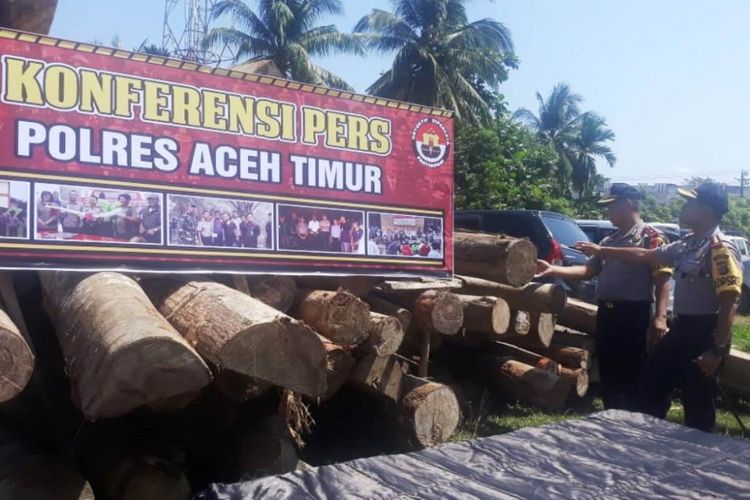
[638,315,718,432]
[596,300,651,411]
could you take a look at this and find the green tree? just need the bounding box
[570,113,616,198]
[454,112,571,214]
[205,0,363,89]
[513,83,616,197]
[354,0,517,124]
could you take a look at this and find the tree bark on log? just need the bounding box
[552,327,596,352]
[457,295,511,336]
[213,369,272,402]
[454,232,538,287]
[40,272,211,420]
[0,0,59,34]
[558,366,589,397]
[295,276,383,296]
[244,276,298,313]
[292,289,371,346]
[504,312,556,348]
[86,451,191,500]
[145,279,327,399]
[487,342,559,373]
[392,290,464,336]
[399,375,460,448]
[557,298,598,335]
[320,337,355,401]
[534,346,591,370]
[454,276,567,314]
[348,354,405,401]
[360,312,405,357]
[364,295,412,331]
[721,349,750,400]
[482,357,569,410]
[0,307,34,404]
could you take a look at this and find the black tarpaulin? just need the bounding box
[197,410,750,499]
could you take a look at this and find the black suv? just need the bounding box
[455,210,596,302]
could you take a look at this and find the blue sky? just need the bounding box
[50,0,750,185]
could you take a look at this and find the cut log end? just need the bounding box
[295,289,371,346]
[247,276,298,312]
[417,291,463,336]
[558,366,589,398]
[364,313,405,357]
[503,239,538,287]
[400,380,460,448]
[510,311,531,335]
[0,324,34,403]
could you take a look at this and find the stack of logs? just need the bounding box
[0,230,603,498]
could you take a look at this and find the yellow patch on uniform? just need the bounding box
[711,244,742,295]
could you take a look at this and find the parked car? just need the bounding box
[726,235,750,313]
[576,219,616,244]
[455,210,596,302]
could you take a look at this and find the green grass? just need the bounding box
[452,393,750,443]
[732,315,750,352]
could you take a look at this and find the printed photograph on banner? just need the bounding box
[277,204,366,254]
[34,183,163,244]
[168,194,273,249]
[367,212,444,258]
[0,179,30,240]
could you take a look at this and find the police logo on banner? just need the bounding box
[412,118,450,169]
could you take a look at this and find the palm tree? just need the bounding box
[570,113,616,197]
[514,83,615,196]
[204,0,363,90]
[354,0,516,123]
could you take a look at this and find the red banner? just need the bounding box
[0,29,453,276]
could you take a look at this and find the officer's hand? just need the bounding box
[693,350,722,377]
[575,242,601,256]
[648,316,668,348]
[535,259,555,279]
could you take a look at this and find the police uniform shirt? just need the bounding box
[652,226,743,315]
[588,221,672,302]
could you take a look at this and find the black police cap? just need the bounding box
[677,183,729,216]
[598,183,643,206]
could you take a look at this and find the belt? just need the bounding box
[598,300,652,309]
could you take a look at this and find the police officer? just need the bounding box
[576,183,742,432]
[536,183,672,410]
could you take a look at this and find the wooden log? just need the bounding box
[39,272,211,420]
[364,294,412,331]
[292,289,371,346]
[534,345,591,370]
[399,375,460,448]
[457,294,511,336]
[214,369,272,402]
[234,429,300,478]
[145,279,327,399]
[721,349,750,400]
[378,277,463,293]
[454,231,538,287]
[393,290,464,336]
[349,354,405,402]
[295,276,383,296]
[482,356,569,410]
[87,450,190,500]
[0,307,34,403]
[504,312,556,348]
[245,275,298,313]
[558,298,598,335]
[0,425,93,500]
[552,326,596,352]
[488,341,559,373]
[320,337,355,401]
[0,0,59,34]
[360,312,405,357]
[454,276,567,314]
[558,366,589,398]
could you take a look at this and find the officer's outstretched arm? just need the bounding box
[574,242,661,265]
